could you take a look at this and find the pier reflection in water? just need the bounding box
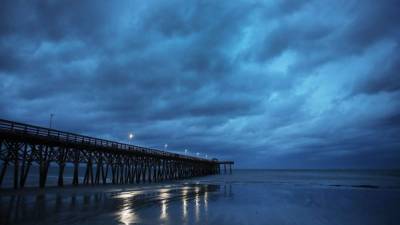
[0,184,228,225]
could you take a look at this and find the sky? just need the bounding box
[0,0,399,169]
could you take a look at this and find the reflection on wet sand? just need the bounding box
[182,187,189,219]
[0,184,221,225]
[115,184,220,225]
[195,188,200,223]
[119,205,137,225]
[117,191,139,225]
[204,191,208,215]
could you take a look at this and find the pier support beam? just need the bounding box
[57,147,66,187]
[20,147,32,188]
[72,150,80,186]
[217,162,234,175]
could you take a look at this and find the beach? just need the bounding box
[1,170,399,225]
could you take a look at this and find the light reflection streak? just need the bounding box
[117,192,138,225]
[119,207,137,225]
[182,189,188,218]
[161,199,167,219]
[116,192,134,199]
[114,190,144,199]
[160,191,170,200]
[195,192,200,222]
[204,191,208,213]
[160,190,170,220]
[159,188,171,195]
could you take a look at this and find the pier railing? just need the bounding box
[0,118,209,162]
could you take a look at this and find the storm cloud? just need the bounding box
[1,0,399,168]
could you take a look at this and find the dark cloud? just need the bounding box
[353,46,400,95]
[0,0,399,168]
[342,0,400,51]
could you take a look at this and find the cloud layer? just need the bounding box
[1,0,399,168]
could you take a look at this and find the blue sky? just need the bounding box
[0,0,399,168]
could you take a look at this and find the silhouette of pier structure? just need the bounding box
[218,161,234,174]
[0,118,234,189]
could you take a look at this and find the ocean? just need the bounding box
[1,169,399,225]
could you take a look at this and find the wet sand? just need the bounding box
[1,170,400,225]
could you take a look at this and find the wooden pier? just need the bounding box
[0,118,234,189]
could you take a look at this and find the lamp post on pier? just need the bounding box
[128,133,134,144]
[49,113,54,129]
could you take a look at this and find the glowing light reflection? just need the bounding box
[195,193,200,222]
[159,190,170,220]
[161,199,167,219]
[204,191,208,212]
[116,192,134,199]
[182,189,188,218]
[119,208,137,225]
[117,192,138,225]
[160,192,169,199]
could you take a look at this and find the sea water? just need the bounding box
[1,169,399,225]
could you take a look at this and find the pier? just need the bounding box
[218,161,234,174]
[0,118,233,189]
